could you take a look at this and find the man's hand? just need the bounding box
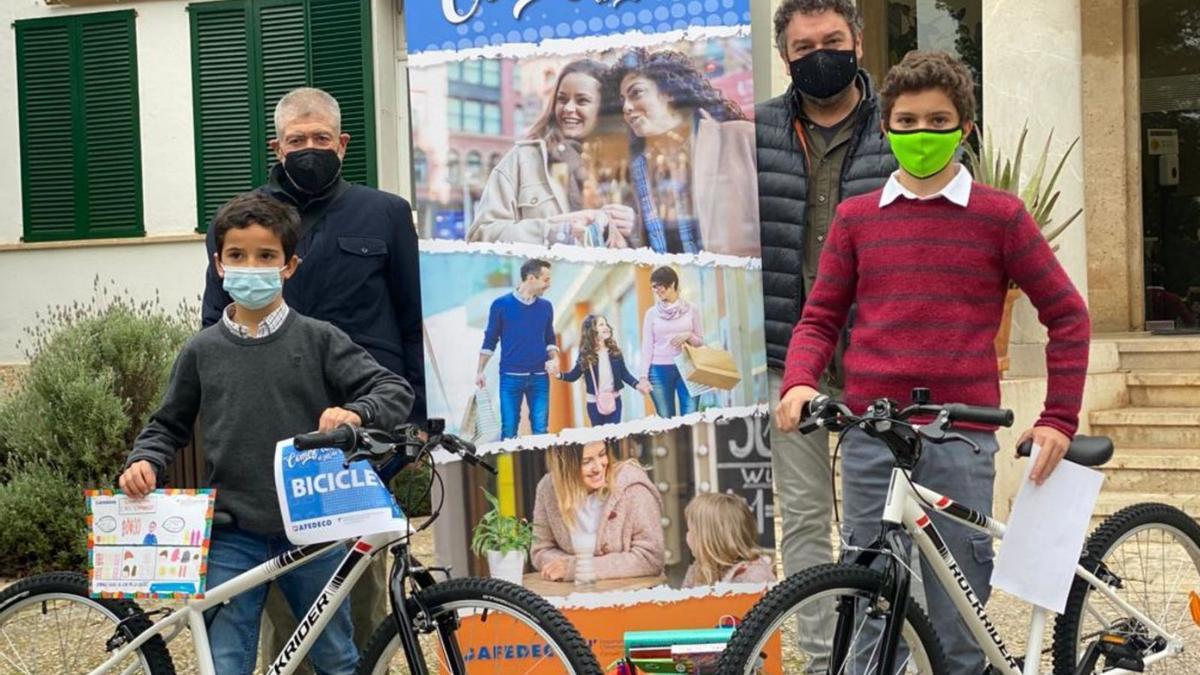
[540,558,569,581]
[546,359,561,378]
[602,204,636,236]
[119,461,157,499]
[775,385,819,433]
[1020,425,1071,486]
[475,372,487,389]
[319,407,362,432]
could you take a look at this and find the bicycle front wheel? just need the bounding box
[1053,503,1200,674]
[718,563,947,675]
[356,577,602,675]
[0,571,175,675]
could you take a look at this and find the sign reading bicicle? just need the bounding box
[273,439,408,545]
[407,0,778,671]
[86,489,214,599]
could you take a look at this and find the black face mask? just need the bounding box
[788,48,858,101]
[283,148,343,195]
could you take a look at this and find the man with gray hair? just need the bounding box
[201,86,423,671]
[756,0,895,667]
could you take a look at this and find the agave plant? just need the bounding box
[964,123,1082,252]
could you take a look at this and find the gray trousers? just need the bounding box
[259,554,389,673]
[768,370,836,578]
[840,427,998,674]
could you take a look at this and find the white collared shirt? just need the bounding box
[222,302,290,339]
[879,163,973,208]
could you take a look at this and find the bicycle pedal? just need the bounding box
[1097,634,1145,672]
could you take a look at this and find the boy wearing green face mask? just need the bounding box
[119,192,414,674]
[775,50,1091,673]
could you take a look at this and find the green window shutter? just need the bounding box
[15,10,142,242]
[190,0,376,230]
[15,21,75,241]
[257,0,309,176]
[190,2,255,229]
[79,13,144,238]
[309,0,376,187]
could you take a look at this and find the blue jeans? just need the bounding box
[204,527,357,675]
[586,397,622,426]
[840,427,999,674]
[499,373,550,439]
[647,364,697,417]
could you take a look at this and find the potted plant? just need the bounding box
[470,489,533,585]
[964,123,1082,374]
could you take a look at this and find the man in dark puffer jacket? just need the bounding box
[757,0,895,658]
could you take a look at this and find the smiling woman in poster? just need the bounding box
[468,59,636,247]
[638,266,704,417]
[557,314,650,426]
[609,48,760,257]
[531,440,665,582]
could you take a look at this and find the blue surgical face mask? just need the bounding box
[222,266,285,310]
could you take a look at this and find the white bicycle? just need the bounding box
[0,420,602,674]
[718,389,1200,674]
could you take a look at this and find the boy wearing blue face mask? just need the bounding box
[119,192,414,675]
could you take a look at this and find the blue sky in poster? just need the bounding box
[406,0,751,55]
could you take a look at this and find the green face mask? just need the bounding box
[887,127,963,179]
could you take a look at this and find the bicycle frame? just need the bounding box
[86,529,400,675]
[869,465,1186,675]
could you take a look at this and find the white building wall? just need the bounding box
[0,0,406,364]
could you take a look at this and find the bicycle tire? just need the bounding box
[355,576,602,674]
[717,563,948,674]
[0,571,176,675]
[1052,502,1200,674]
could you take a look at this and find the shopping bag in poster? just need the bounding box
[86,489,215,598]
[469,387,502,444]
[679,344,742,390]
[274,439,406,545]
[674,351,715,399]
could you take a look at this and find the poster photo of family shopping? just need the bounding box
[420,252,768,446]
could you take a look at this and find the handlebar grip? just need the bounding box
[944,404,1014,428]
[294,424,357,450]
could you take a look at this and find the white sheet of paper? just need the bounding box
[992,444,1104,613]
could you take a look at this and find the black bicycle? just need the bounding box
[717,389,1200,675]
[0,419,603,675]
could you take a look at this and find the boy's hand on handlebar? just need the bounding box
[119,461,157,499]
[1019,426,1070,486]
[776,385,819,432]
[318,407,361,432]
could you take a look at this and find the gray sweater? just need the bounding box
[127,311,414,534]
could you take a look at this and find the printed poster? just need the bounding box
[86,489,214,599]
[274,440,408,545]
[407,0,778,670]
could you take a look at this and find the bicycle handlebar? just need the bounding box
[943,403,1014,427]
[292,420,496,476]
[801,391,1014,436]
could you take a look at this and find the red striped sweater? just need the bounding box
[781,183,1091,436]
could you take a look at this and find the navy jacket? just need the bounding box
[558,352,640,396]
[202,165,426,420]
[756,73,896,371]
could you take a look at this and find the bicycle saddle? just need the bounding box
[1017,435,1114,467]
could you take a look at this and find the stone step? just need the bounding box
[1094,491,1200,521]
[1090,408,1200,448]
[1116,339,1200,372]
[1127,372,1200,407]
[1101,448,1200,493]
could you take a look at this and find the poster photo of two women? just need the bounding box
[409,36,760,259]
